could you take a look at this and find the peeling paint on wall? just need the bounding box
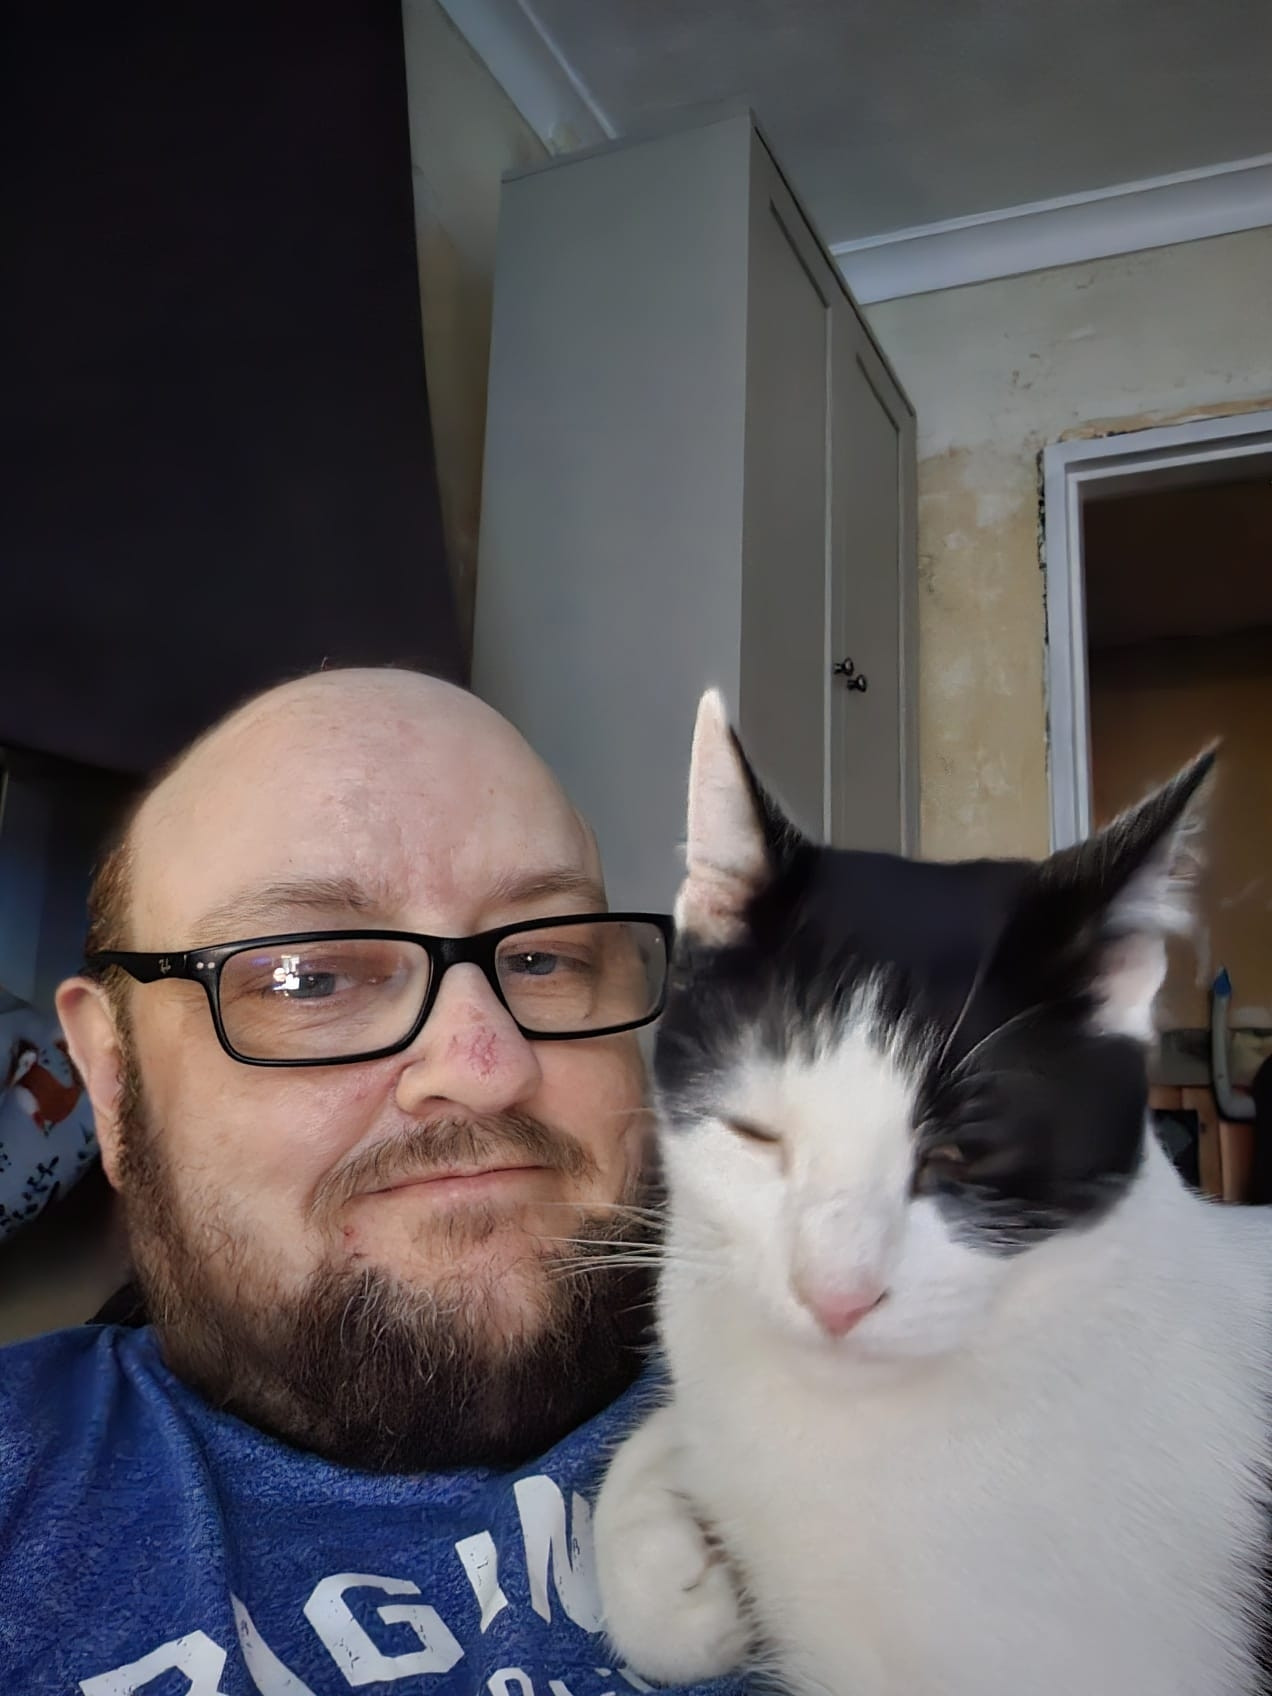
[1059,394,1272,444]
[866,226,1272,859]
[912,447,1047,858]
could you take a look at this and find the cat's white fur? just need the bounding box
[594,691,1272,1696]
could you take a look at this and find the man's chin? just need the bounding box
[337,1191,561,1288]
[263,1250,648,1470]
[345,1235,556,1345]
[139,1208,652,1472]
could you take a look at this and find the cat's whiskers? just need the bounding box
[542,1229,721,1284]
[943,1001,1049,1085]
[932,942,997,1076]
[545,1257,719,1288]
[542,1235,716,1266]
[535,1199,668,1222]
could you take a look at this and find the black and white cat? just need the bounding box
[594,689,1272,1696]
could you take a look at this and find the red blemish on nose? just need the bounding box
[448,1028,500,1080]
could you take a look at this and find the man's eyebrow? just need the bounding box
[483,867,608,911]
[188,869,607,946]
[189,877,400,944]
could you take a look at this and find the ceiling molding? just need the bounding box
[435,0,615,153]
[834,152,1272,304]
[426,7,1272,301]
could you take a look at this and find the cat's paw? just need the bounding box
[603,1506,748,1682]
[595,1405,749,1683]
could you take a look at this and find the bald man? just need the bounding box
[0,669,739,1696]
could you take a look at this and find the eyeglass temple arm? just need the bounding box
[87,951,193,983]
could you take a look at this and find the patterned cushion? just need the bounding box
[0,991,99,1243]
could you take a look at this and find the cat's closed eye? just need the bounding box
[914,1142,967,1192]
[721,1115,781,1146]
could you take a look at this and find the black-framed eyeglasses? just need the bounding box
[87,912,673,1068]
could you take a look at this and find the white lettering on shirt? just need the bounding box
[513,1476,602,1632]
[487,1671,534,1696]
[304,1572,464,1685]
[79,1631,230,1696]
[231,1594,317,1695]
[455,1530,510,1632]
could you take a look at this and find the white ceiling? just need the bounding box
[516,0,1272,247]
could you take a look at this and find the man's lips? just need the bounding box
[364,1163,550,1198]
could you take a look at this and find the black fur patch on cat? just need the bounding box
[657,737,1212,1258]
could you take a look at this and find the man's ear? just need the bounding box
[56,978,127,1188]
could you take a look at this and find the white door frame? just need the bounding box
[1042,407,1272,850]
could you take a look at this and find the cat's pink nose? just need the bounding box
[793,1278,887,1337]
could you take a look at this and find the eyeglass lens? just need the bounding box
[216,919,668,1060]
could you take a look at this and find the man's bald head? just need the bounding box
[88,667,597,960]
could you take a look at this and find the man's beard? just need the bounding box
[112,1034,655,1472]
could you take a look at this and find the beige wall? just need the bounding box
[865,227,1272,861]
[1089,628,1272,1032]
[401,1,548,657]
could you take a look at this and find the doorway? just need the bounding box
[1042,409,1272,1200]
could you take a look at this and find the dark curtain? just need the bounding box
[2,0,461,778]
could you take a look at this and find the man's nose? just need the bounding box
[394,963,543,1119]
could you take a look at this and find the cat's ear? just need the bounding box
[676,689,806,944]
[1001,746,1216,1040]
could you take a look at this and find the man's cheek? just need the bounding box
[249,1086,380,1194]
[543,1046,644,1124]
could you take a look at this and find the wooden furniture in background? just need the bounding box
[1149,1083,1251,1202]
[1219,1121,1255,1204]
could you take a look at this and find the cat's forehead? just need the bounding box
[815,850,1028,950]
[761,848,1033,1010]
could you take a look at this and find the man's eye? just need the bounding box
[505,950,562,978]
[266,967,343,999]
[284,972,339,999]
[503,948,595,980]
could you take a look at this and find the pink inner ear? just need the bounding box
[1095,932,1168,1041]
[676,869,755,943]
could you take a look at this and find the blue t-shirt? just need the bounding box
[0,1325,745,1696]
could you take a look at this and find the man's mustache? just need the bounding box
[309,1112,596,1219]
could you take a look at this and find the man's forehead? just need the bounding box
[177,862,606,949]
[128,679,598,940]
